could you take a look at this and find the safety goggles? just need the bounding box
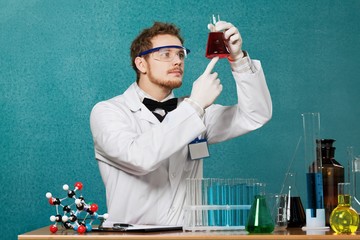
[138,45,190,62]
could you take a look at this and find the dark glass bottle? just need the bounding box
[320,139,345,226]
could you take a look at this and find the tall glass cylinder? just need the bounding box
[301,112,326,228]
[302,113,321,174]
[353,156,360,222]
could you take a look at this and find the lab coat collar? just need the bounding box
[122,83,162,124]
[123,83,142,112]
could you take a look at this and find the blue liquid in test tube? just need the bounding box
[306,172,324,217]
[207,182,215,226]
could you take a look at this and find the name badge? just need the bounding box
[188,138,210,160]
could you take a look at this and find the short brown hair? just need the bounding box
[130,22,184,80]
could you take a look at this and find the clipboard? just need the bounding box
[93,223,182,232]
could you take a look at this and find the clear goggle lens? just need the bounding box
[153,48,187,62]
[138,45,190,62]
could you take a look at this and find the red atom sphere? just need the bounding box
[77,225,86,234]
[74,182,83,190]
[90,203,98,212]
[48,198,54,205]
[49,225,58,233]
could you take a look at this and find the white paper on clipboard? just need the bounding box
[93,224,182,232]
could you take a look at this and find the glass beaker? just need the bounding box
[329,183,359,233]
[268,193,288,230]
[246,183,274,233]
[281,172,306,227]
[205,14,230,59]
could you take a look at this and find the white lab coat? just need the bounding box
[90,59,272,226]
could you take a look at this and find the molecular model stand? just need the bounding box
[46,182,108,233]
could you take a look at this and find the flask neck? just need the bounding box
[338,194,351,206]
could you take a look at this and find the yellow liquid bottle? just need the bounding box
[329,183,359,233]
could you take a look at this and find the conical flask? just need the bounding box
[246,183,274,233]
[205,14,230,59]
[282,172,306,227]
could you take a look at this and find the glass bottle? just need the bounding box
[205,14,230,59]
[320,139,344,225]
[329,183,359,233]
[281,172,306,227]
[246,183,274,233]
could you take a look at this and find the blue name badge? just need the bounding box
[188,138,210,160]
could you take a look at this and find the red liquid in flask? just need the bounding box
[205,32,230,59]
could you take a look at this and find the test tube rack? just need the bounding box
[183,178,262,231]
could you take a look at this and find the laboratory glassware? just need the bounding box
[329,182,359,233]
[301,112,327,229]
[353,156,360,225]
[282,172,306,227]
[246,183,274,233]
[320,139,344,226]
[184,178,257,231]
[269,194,288,230]
[205,15,230,59]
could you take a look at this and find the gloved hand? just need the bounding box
[208,21,244,61]
[189,57,222,109]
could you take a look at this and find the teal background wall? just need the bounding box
[1,0,360,239]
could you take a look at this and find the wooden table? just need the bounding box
[19,226,360,240]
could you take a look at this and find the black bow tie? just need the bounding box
[142,98,178,112]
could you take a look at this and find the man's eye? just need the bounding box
[178,52,185,59]
[159,51,171,57]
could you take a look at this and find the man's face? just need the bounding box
[145,34,185,90]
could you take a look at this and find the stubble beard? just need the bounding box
[148,71,182,90]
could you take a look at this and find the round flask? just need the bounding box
[329,183,359,233]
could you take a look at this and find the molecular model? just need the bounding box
[46,182,108,234]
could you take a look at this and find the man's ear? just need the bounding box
[134,57,147,74]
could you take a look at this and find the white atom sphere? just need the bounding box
[46,192,52,198]
[62,216,69,222]
[63,184,69,191]
[50,215,56,222]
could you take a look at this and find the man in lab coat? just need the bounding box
[90,21,272,227]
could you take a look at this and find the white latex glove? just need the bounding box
[208,21,244,61]
[189,57,222,109]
